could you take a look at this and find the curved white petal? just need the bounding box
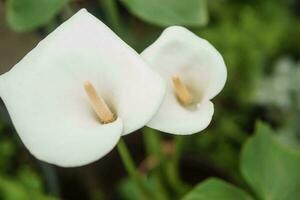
[141,26,226,135]
[0,9,165,166]
[0,67,123,167]
[148,99,214,135]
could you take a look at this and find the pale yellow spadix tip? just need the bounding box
[83,81,116,124]
[172,75,192,106]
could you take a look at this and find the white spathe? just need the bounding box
[0,9,165,167]
[141,26,227,135]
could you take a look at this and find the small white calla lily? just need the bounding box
[141,26,227,135]
[0,9,165,167]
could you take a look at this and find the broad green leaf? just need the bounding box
[241,122,300,200]
[6,0,68,32]
[121,0,208,27]
[182,178,253,200]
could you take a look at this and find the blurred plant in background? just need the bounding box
[0,0,300,199]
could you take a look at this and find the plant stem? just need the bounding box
[117,139,152,200]
[165,136,190,195]
[143,128,170,200]
[143,128,189,196]
[143,127,163,159]
[38,161,60,197]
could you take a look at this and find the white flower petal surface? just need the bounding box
[0,9,165,167]
[141,26,227,135]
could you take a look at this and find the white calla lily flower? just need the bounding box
[0,9,165,167]
[141,26,227,135]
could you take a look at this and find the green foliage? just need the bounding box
[1,0,300,199]
[0,138,16,171]
[241,122,300,200]
[182,122,300,200]
[118,178,142,200]
[199,3,291,104]
[186,0,300,182]
[118,174,174,200]
[182,178,253,200]
[121,0,208,27]
[6,0,68,32]
[0,167,57,200]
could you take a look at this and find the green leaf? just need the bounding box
[6,0,68,32]
[241,122,300,200]
[182,178,253,200]
[0,139,16,171]
[121,0,208,27]
[0,167,57,200]
[0,177,31,200]
[117,177,162,200]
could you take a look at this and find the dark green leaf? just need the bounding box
[182,178,253,200]
[121,0,208,27]
[241,122,300,200]
[6,0,68,32]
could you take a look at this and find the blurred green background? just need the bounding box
[0,0,300,199]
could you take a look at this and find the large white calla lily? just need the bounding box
[141,26,227,135]
[0,9,165,167]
